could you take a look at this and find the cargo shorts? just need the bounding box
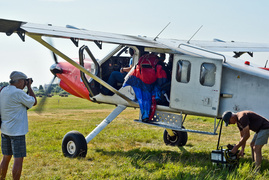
[251,129,269,146]
[1,133,26,158]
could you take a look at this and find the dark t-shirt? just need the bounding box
[236,111,269,132]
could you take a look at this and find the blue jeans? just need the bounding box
[102,71,127,95]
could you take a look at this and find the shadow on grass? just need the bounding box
[92,147,269,179]
[95,147,209,166]
[92,148,235,179]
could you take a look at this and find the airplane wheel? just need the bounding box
[62,131,87,158]
[163,128,188,147]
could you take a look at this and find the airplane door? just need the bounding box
[169,55,223,116]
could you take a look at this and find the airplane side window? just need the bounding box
[176,60,191,83]
[200,63,216,87]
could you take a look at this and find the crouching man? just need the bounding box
[0,71,37,180]
[222,110,269,171]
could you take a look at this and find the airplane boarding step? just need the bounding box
[134,111,217,135]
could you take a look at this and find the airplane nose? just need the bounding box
[50,63,63,75]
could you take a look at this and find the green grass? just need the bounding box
[1,95,269,179]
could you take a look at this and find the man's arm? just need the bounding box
[231,125,250,155]
[121,65,133,73]
[27,79,37,106]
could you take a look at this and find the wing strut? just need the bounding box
[27,33,137,106]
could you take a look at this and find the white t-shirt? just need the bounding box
[0,85,35,136]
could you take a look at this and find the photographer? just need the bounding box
[0,71,37,180]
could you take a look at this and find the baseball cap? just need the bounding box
[222,111,232,126]
[10,71,27,81]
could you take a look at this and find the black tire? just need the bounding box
[163,128,188,147]
[62,131,87,158]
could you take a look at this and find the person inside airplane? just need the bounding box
[100,48,134,95]
[157,53,170,80]
[156,53,171,105]
[123,52,167,122]
[167,54,174,77]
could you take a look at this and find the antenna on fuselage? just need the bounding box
[154,22,171,41]
[187,25,203,44]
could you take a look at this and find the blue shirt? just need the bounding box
[129,57,133,67]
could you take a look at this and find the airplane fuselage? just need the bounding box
[54,48,269,119]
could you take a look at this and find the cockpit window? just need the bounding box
[176,60,191,83]
[200,63,216,87]
[85,61,96,81]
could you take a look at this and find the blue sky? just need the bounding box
[0,0,269,87]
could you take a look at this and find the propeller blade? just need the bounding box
[52,52,58,64]
[46,37,58,64]
[36,38,60,113]
[35,76,57,113]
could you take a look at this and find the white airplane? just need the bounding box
[1,18,269,158]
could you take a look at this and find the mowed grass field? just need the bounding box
[1,95,269,179]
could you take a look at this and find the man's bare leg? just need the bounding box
[12,157,24,180]
[253,145,263,172]
[250,143,254,162]
[0,155,12,180]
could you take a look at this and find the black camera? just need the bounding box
[26,78,33,84]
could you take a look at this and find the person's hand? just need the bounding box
[231,145,238,154]
[238,149,245,157]
[27,78,33,88]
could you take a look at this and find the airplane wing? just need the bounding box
[186,39,269,52]
[1,18,269,53]
[0,19,24,35]
[0,18,168,49]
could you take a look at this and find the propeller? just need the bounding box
[35,38,61,113]
[35,76,57,113]
[48,37,59,64]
